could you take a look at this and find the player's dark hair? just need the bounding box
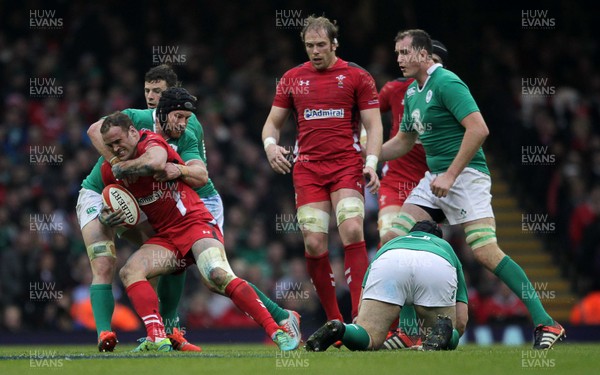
[100,111,134,134]
[410,220,443,238]
[301,15,339,45]
[432,40,449,66]
[144,64,178,88]
[395,29,432,56]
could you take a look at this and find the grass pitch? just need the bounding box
[0,342,595,375]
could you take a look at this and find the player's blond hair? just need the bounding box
[300,15,338,44]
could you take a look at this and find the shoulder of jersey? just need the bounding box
[347,61,369,72]
[389,77,413,88]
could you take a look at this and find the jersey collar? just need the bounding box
[427,63,443,75]
[151,108,157,133]
[417,63,443,92]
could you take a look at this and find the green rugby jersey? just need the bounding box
[80,109,209,195]
[364,231,468,304]
[400,65,489,175]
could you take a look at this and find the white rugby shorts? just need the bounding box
[405,167,494,225]
[362,249,457,307]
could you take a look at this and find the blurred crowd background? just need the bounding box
[1,0,599,335]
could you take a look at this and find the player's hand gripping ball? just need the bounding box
[101,184,141,228]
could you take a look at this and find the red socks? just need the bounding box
[225,278,280,337]
[344,241,369,319]
[126,280,167,341]
[306,251,343,321]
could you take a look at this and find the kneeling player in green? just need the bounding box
[306,221,467,351]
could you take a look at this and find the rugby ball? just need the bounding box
[101,184,141,228]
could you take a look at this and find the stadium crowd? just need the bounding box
[0,1,597,334]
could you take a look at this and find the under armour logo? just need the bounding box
[299,80,310,86]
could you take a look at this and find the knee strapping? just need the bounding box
[87,241,116,260]
[297,205,330,233]
[391,212,416,237]
[196,246,236,293]
[378,212,397,238]
[465,223,497,249]
[336,197,364,225]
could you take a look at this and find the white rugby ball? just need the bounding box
[101,184,141,228]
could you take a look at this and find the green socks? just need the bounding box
[343,324,371,351]
[399,305,419,335]
[248,282,289,323]
[157,276,290,335]
[158,272,186,334]
[90,284,114,337]
[493,256,553,326]
[448,329,460,350]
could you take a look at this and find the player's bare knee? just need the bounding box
[118,264,131,285]
[207,268,230,289]
[118,261,142,286]
[380,231,396,245]
[340,220,364,244]
[196,247,236,293]
[90,256,116,283]
[303,234,326,255]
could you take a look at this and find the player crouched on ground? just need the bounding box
[306,221,467,351]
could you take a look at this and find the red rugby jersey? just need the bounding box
[273,58,379,161]
[101,130,209,233]
[379,78,428,183]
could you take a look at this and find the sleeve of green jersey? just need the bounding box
[439,79,480,123]
[189,115,207,163]
[400,98,413,133]
[440,239,469,304]
[121,108,142,130]
[179,132,202,163]
[455,262,468,304]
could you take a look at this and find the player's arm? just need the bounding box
[154,132,208,188]
[112,146,167,180]
[381,130,417,161]
[456,301,468,336]
[88,118,118,163]
[360,107,383,193]
[262,105,292,174]
[430,112,488,198]
[446,112,488,179]
[455,260,469,336]
[157,159,208,188]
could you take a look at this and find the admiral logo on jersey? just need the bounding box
[304,108,345,120]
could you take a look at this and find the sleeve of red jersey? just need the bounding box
[272,69,294,109]
[378,82,392,113]
[355,70,380,111]
[100,161,116,186]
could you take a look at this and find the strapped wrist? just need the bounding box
[109,156,120,166]
[263,137,277,151]
[365,154,378,170]
[177,164,189,177]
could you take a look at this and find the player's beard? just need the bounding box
[164,124,184,139]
